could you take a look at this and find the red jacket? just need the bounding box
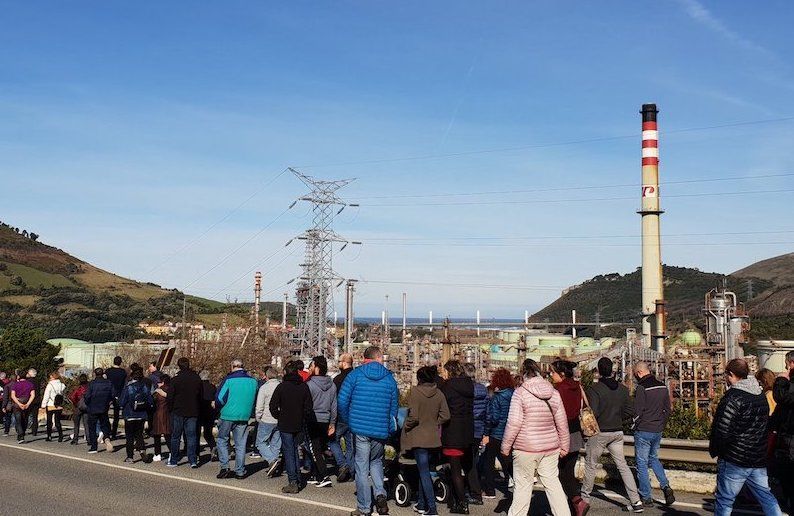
[555,377,582,423]
[70,384,88,406]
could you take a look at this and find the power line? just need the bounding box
[362,240,794,248]
[353,172,794,200]
[296,115,794,169]
[357,188,794,207]
[363,229,794,242]
[145,168,288,274]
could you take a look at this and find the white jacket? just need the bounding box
[41,379,66,408]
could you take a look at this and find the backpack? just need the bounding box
[132,384,150,412]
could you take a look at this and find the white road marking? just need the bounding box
[0,442,351,513]
[599,488,787,515]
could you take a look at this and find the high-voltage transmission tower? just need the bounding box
[289,168,359,358]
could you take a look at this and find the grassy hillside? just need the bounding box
[0,221,292,342]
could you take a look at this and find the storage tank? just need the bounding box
[756,340,794,373]
[681,330,702,347]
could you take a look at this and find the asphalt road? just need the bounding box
[0,433,770,516]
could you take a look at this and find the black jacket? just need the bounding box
[587,377,633,433]
[773,375,794,461]
[334,367,353,393]
[633,374,671,433]
[269,373,313,433]
[440,376,474,448]
[84,378,114,415]
[106,367,127,398]
[168,368,202,418]
[709,382,769,468]
[200,380,218,421]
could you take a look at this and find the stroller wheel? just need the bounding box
[433,478,448,504]
[393,480,412,507]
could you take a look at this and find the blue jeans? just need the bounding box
[329,421,354,472]
[634,430,669,499]
[354,434,386,513]
[255,422,282,463]
[414,448,437,513]
[715,459,782,516]
[281,431,301,485]
[217,419,248,476]
[169,415,198,466]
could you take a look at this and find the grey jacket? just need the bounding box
[255,378,280,425]
[633,374,671,433]
[308,375,337,424]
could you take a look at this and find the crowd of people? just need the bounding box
[1,347,793,516]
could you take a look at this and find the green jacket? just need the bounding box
[215,369,258,422]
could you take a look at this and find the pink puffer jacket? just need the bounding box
[501,376,570,455]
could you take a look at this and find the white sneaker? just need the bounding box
[152,454,162,462]
[98,432,104,442]
[508,476,515,489]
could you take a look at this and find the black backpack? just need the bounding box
[131,384,150,411]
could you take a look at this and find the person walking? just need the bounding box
[578,358,641,514]
[401,366,450,516]
[24,369,41,437]
[550,359,584,511]
[338,346,399,516]
[167,357,202,468]
[439,360,475,514]
[710,359,782,516]
[773,352,794,513]
[69,374,89,444]
[84,368,114,454]
[118,367,154,463]
[198,370,218,458]
[106,356,127,440]
[254,366,282,475]
[10,369,36,444]
[501,358,570,516]
[632,362,675,508]
[464,362,487,506]
[482,368,514,499]
[306,356,337,488]
[330,353,355,483]
[2,372,16,436]
[41,371,66,442]
[145,361,162,437]
[215,359,258,479]
[152,374,171,462]
[270,360,313,494]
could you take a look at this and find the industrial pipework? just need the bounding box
[639,104,666,353]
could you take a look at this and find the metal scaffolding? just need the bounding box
[290,168,357,358]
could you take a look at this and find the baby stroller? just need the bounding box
[385,408,451,507]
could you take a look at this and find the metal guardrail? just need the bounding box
[616,436,715,465]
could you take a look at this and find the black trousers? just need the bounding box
[111,398,121,438]
[72,410,88,443]
[46,407,63,440]
[13,406,30,440]
[125,419,146,458]
[307,421,330,479]
[87,413,111,450]
[200,417,216,449]
[467,442,483,496]
[558,448,580,498]
[481,437,513,495]
[154,434,171,456]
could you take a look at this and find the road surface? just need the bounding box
[0,433,772,515]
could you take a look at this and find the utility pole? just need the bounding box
[254,271,262,344]
[282,293,288,330]
[384,294,390,347]
[344,280,356,355]
[476,309,481,337]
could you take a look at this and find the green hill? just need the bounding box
[0,221,290,342]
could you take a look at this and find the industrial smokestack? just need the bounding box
[254,271,262,341]
[639,104,666,353]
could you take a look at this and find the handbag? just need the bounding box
[579,385,600,438]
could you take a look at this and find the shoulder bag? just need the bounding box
[579,385,600,438]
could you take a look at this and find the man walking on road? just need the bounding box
[270,360,313,494]
[330,353,355,483]
[168,357,202,468]
[106,356,127,440]
[254,366,282,475]
[338,346,399,516]
[215,359,258,479]
[84,368,114,453]
[632,362,675,508]
[306,356,337,488]
[773,350,794,513]
[10,369,36,444]
[578,358,642,514]
[710,359,781,516]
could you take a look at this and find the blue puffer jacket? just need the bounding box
[338,361,399,440]
[485,388,514,440]
[473,382,488,439]
[119,380,154,420]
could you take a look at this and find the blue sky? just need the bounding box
[2,1,793,319]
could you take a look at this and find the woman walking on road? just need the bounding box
[551,359,584,512]
[42,371,66,442]
[439,360,476,514]
[119,368,154,463]
[69,374,89,445]
[501,359,570,516]
[481,368,515,499]
[152,374,172,462]
[401,366,450,516]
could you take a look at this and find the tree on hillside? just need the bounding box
[0,323,60,378]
